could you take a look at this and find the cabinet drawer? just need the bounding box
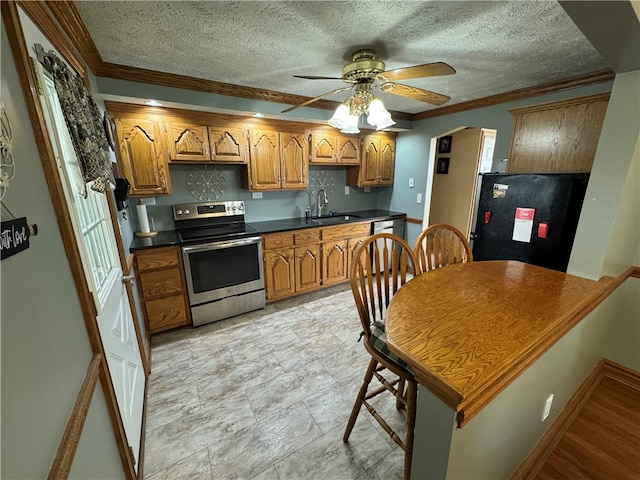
[145,294,189,333]
[135,246,180,271]
[263,232,294,249]
[321,222,371,241]
[139,268,184,298]
[294,229,320,245]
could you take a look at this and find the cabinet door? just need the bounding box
[114,117,171,196]
[337,135,360,164]
[347,235,370,278]
[209,125,249,163]
[264,248,295,300]
[359,136,380,186]
[377,137,395,185]
[248,128,280,190]
[310,133,337,163]
[295,245,320,292]
[321,240,349,286]
[165,120,210,162]
[280,132,308,189]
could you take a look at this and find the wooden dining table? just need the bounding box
[385,260,605,427]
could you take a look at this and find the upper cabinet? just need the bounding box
[347,132,396,187]
[112,114,172,196]
[107,101,398,194]
[246,126,308,191]
[164,119,210,162]
[309,129,360,165]
[208,125,249,163]
[165,117,249,164]
[507,93,609,173]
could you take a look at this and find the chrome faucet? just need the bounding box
[316,189,328,217]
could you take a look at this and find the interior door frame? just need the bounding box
[2,2,139,478]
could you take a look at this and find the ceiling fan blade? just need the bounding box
[293,75,344,80]
[381,62,456,81]
[281,85,354,113]
[382,82,451,106]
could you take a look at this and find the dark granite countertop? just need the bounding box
[129,210,405,251]
[129,230,180,252]
[248,210,406,234]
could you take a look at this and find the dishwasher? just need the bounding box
[371,218,406,273]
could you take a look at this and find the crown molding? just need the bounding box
[45,0,103,74]
[413,69,615,120]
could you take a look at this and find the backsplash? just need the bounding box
[126,164,384,234]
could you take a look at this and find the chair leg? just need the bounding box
[396,378,406,410]
[343,357,377,442]
[403,380,418,480]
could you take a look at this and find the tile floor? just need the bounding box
[143,283,406,479]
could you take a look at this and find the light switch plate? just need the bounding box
[409,177,415,188]
[252,192,263,199]
[417,193,423,204]
[345,186,350,195]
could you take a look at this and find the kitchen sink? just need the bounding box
[309,214,361,225]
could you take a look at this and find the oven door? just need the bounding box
[182,236,264,307]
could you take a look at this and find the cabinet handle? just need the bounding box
[160,309,175,317]
[154,281,170,286]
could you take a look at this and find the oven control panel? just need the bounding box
[173,201,245,220]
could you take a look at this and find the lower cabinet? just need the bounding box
[262,222,371,302]
[134,246,191,333]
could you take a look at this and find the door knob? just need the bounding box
[121,275,135,283]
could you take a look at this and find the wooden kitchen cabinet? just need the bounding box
[164,119,210,162]
[263,228,321,302]
[347,132,396,187]
[309,129,360,165]
[134,246,191,333]
[321,222,371,284]
[165,117,249,164]
[247,126,308,191]
[112,115,172,196]
[208,124,249,163]
[262,222,370,302]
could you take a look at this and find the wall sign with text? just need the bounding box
[1,217,31,260]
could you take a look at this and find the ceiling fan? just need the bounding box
[281,49,456,114]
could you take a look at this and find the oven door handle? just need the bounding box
[181,236,262,253]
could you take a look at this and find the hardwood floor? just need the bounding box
[535,376,640,480]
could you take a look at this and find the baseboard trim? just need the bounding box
[510,359,605,480]
[512,358,640,479]
[603,358,640,391]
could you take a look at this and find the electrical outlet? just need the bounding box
[417,193,423,204]
[252,192,263,199]
[541,394,553,421]
[345,186,350,195]
[364,187,371,193]
[139,197,156,205]
[409,177,415,188]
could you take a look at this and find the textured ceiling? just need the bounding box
[74,1,610,115]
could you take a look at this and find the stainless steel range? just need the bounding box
[174,201,265,327]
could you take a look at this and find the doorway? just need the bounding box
[425,128,496,238]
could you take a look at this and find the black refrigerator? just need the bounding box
[471,173,589,272]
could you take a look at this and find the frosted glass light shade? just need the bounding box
[340,114,360,134]
[367,98,394,129]
[328,104,350,130]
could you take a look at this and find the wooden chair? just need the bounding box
[414,223,473,272]
[343,233,420,480]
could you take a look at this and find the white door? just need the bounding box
[36,63,144,469]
